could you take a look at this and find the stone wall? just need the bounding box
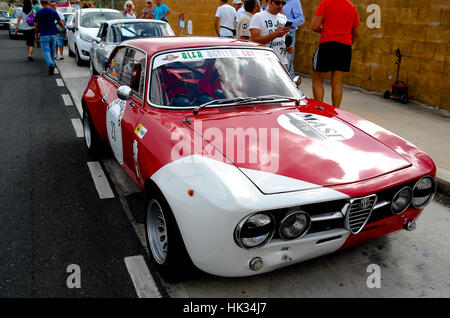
[133,0,449,110]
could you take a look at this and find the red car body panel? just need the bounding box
[82,37,436,271]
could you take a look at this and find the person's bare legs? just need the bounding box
[312,71,327,102]
[331,70,345,108]
[27,46,33,58]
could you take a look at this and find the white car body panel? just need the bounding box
[151,155,350,277]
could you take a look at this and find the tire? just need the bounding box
[82,107,102,156]
[145,190,195,280]
[400,95,408,104]
[75,45,84,66]
[383,90,390,99]
[68,44,75,57]
[90,60,98,76]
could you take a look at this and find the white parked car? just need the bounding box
[67,8,123,66]
[90,19,175,76]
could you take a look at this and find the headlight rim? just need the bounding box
[390,186,413,215]
[234,212,276,249]
[411,175,436,209]
[278,210,311,241]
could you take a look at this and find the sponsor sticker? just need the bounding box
[135,124,148,139]
[153,48,276,69]
[277,113,354,141]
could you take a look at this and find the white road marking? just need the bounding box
[54,68,59,74]
[56,78,64,87]
[124,255,162,298]
[86,161,115,199]
[62,94,74,106]
[70,118,84,138]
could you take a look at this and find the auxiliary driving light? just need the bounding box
[405,219,416,231]
[412,176,436,209]
[391,187,413,214]
[234,212,275,249]
[279,211,311,240]
[249,257,264,271]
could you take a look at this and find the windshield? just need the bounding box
[80,11,123,28]
[150,48,302,107]
[0,11,8,18]
[108,22,174,43]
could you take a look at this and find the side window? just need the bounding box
[107,25,121,43]
[97,23,107,41]
[133,51,146,99]
[105,47,126,81]
[118,48,135,87]
[118,49,146,99]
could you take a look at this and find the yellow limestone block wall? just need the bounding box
[133,0,449,110]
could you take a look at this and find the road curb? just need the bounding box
[437,170,450,198]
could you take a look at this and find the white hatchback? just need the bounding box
[67,8,124,66]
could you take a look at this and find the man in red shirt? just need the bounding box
[311,0,359,108]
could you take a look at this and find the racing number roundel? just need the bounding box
[106,99,126,165]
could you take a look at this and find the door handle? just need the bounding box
[128,101,136,107]
[102,95,108,103]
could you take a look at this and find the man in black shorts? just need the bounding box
[311,0,359,108]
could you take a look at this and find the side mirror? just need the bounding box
[67,24,75,31]
[117,86,133,101]
[95,36,101,43]
[293,75,302,89]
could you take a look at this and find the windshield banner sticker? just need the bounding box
[154,49,275,69]
[277,113,354,141]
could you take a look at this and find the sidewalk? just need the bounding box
[298,75,450,196]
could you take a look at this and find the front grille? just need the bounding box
[345,195,377,234]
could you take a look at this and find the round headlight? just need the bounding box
[234,212,275,249]
[391,187,413,214]
[412,176,436,209]
[279,211,311,240]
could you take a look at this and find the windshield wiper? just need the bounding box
[193,97,256,115]
[192,93,306,115]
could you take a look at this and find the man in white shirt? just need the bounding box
[234,0,244,22]
[249,0,293,69]
[215,0,237,37]
[236,0,260,40]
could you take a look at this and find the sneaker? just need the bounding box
[59,56,64,60]
[28,56,33,61]
[55,56,62,61]
[48,64,54,75]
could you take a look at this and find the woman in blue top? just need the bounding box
[153,0,171,22]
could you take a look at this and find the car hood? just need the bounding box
[189,102,412,194]
[79,26,100,39]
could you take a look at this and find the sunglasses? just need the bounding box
[272,0,286,5]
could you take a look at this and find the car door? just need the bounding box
[92,22,108,73]
[105,47,146,180]
[68,12,78,53]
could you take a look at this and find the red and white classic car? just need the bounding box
[82,37,436,277]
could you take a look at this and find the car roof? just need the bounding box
[79,8,121,14]
[106,18,169,25]
[122,36,266,55]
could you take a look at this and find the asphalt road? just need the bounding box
[1,29,449,299]
[0,30,159,297]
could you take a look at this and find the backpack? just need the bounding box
[26,10,35,26]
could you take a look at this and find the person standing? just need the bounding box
[215,0,236,38]
[15,0,36,61]
[236,0,260,40]
[34,0,64,75]
[249,0,293,69]
[123,1,137,19]
[32,0,41,11]
[233,0,244,22]
[153,0,171,22]
[50,0,65,61]
[283,0,304,78]
[311,0,359,108]
[138,1,154,19]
